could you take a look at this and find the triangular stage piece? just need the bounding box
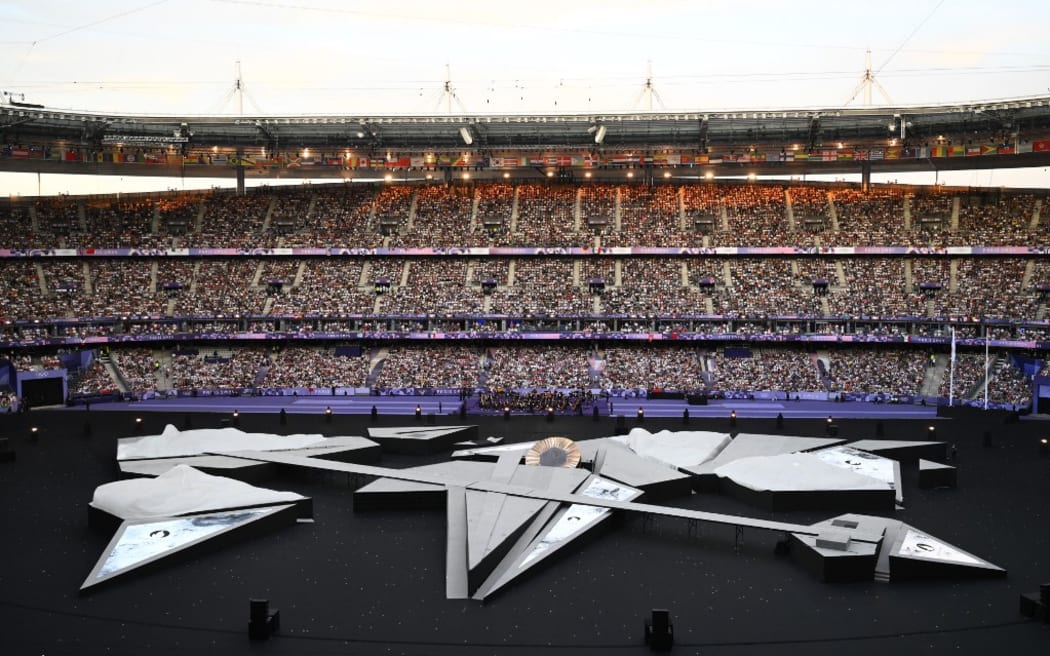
[888,525,1005,579]
[81,504,297,593]
[686,433,845,486]
[367,426,478,454]
[917,458,957,489]
[476,476,642,599]
[846,440,946,463]
[813,445,903,505]
[465,491,546,579]
[576,439,693,500]
[452,441,535,460]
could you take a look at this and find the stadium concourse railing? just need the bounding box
[62,383,1025,414]
[3,323,1050,352]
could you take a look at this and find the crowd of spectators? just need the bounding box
[262,346,371,389]
[513,183,581,247]
[173,260,261,316]
[111,348,159,393]
[168,348,266,390]
[379,259,482,315]
[826,188,907,245]
[598,346,701,390]
[601,258,697,316]
[714,258,822,317]
[604,184,684,247]
[391,184,479,248]
[73,358,119,395]
[488,259,590,315]
[271,260,373,315]
[376,345,479,389]
[942,259,1034,320]
[2,182,1046,251]
[478,388,593,414]
[710,185,792,247]
[824,348,928,396]
[579,184,618,235]
[184,192,272,249]
[707,348,820,393]
[484,345,593,389]
[283,184,380,248]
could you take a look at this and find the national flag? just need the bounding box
[997,146,1015,155]
[949,146,965,157]
[980,145,997,156]
[1032,140,1050,152]
[869,149,884,160]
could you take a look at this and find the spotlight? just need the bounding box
[30,426,39,440]
[1041,437,1048,456]
[503,406,510,420]
[459,127,473,145]
[637,407,644,422]
[325,406,333,423]
[546,406,554,421]
[594,124,607,144]
[232,410,240,426]
[927,425,936,437]
[729,410,737,427]
[415,405,422,419]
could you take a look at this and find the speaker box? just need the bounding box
[248,598,280,640]
[643,608,673,651]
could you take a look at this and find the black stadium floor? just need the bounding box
[1,408,1049,656]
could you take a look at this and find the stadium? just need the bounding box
[2,2,1050,655]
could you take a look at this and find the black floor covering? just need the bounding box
[1,409,1048,655]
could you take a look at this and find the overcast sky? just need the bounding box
[2,0,1050,194]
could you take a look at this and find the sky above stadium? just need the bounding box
[2,0,1050,193]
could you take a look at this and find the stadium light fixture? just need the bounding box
[459,127,473,145]
[594,124,607,144]
[584,171,592,179]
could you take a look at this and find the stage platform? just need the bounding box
[2,407,1043,656]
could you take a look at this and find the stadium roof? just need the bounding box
[5,95,1050,153]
